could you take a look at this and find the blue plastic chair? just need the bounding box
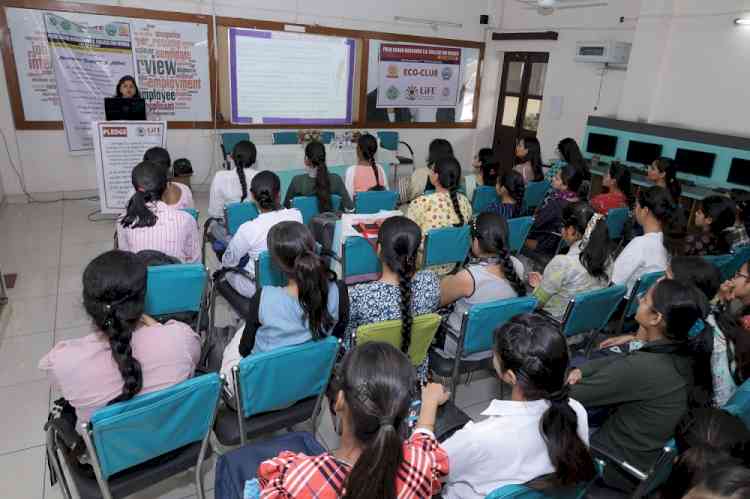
[221,133,250,168]
[423,225,471,268]
[354,190,399,214]
[214,336,339,446]
[377,131,399,151]
[272,132,298,145]
[430,297,538,402]
[63,374,223,499]
[724,378,750,428]
[617,271,665,334]
[703,254,735,281]
[606,207,630,240]
[719,245,750,282]
[320,132,335,144]
[559,285,628,351]
[472,185,501,213]
[291,195,342,225]
[225,202,259,236]
[255,251,287,288]
[145,264,207,329]
[522,180,551,214]
[342,236,381,284]
[181,208,199,222]
[508,216,535,254]
[486,484,587,499]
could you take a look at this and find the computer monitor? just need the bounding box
[586,133,618,157]
[727,158,750,187]
[626,141,663,166]
[104,97,146,121]
[674,148,716,178]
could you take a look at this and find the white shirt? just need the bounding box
[611,231,668,294]
[208,168,259,219]
[441,398,589,499]
[221,208,303,297]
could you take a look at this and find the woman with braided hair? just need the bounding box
[207,140,259,220]
[407,156,473,275]
[117,161,201,263]
[435,213,527,361]
[344,133,389,198]
[39,250,200,424]
[528,202,610,320]
[284,141,353,210]
[344,216,441,383]
[442,313,594,498]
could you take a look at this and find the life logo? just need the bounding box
[405,85,419,101]
[386,65,399,79]
[141,126,162,137]
[136,127,146,137]
[102,127,128,138]
[441,66,453,81]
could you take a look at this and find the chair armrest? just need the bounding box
[536,309,562,328]
[590,442,648,481]
[213,266,254,284]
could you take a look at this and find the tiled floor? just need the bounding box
[0,193,503,498]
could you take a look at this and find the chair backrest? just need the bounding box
[221,133,250,158]
[354,190,399,214]
[703,254,735,282]
[508,216,535,254]
[724,378,750,428]
[460,297,538,357]
[272,132,298,145]
[486,485,548,499]
[237,336,338,418]
[181,208,199,222]
[377,131,399,151]
[471,185,501,213]
[722,245,750,282]
[87,373,222,479]
[423,225,471,267]
[291,195,342,225]
[320,132,335,144]
[522,180,551,213]
[606,207,630,240]
[623,271,665,318]
[356,313,442,366]
[561,285,628,338]
[633,446,678,497]
[343,236,381,280]
[225,202,260,236]
[255,251,288,288]
[145,264,207,315]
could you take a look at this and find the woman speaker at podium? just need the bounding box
[115,75,140,99]
[106,75,146,121]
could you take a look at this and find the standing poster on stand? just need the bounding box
[376,43,461,108]
[92,121,167,214]
[45,13,135,153]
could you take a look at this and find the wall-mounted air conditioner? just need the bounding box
[575,41,631,64]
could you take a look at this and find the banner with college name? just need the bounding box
[93,121,167,214]
[45,13,135,153]
[376,43,461,108]
[6,8,211,125]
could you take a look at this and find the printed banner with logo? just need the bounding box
[45,13,135,153]
[376,43,461,108]
[93,121,167,214]
[6,8,211,125]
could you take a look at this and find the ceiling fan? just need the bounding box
[515,0,609,15]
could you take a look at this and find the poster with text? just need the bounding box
[93,121,167,214]
[376,43,461,108]
[6,8,211,124]
[45,13,135,152]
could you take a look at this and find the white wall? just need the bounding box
[0,0,496,198]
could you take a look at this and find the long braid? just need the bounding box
[236,163,248,202]
[499,247,526,297]
[105,310,143,404]
[449,188,465,226]
[397,264,413,355]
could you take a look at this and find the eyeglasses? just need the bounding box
[735,271,750,280]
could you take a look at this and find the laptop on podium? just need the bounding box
[104,97,147,121]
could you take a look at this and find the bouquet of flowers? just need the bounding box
[297,129,322,144]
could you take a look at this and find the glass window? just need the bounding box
[506,61,525,94]
[502,96,520,127]
[528,63,547,96]
[524,98,543,131]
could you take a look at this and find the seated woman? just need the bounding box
[568,279,712,492]
[284,141,353,211]
[256,343,449,498]
[116,161,201,263]
[513,137,545,184]
[344,133,389,198]
[221,171,303,298]
[685,195,737,256]
[528,202,610,320]
[39,250,200,424]
[525,163,585,261]
[436,213,526,360]
[648,157,683,204]
[472,147,500,186]
[442,314,595,499]
[208,140,259,243]
[143,146,194,210]
[407,156,473,275]
[591,163,633,215]
[345,216,440,382]
[409,138,454,200]
[611,185,686,295]
[221,221,347,388]
[484,170,525,219]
